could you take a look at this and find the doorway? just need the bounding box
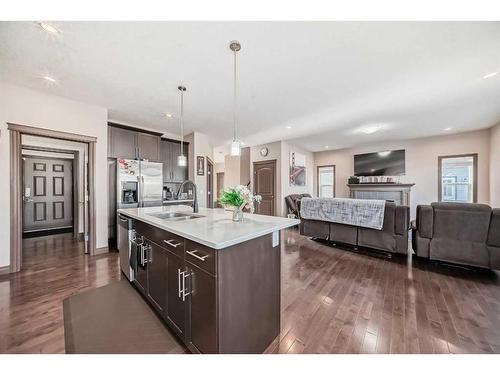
[253,160,276,216]
[206,158,214,208]
[8,123,97,273]
[22,155,75,238]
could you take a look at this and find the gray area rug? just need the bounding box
[63,279,186,354]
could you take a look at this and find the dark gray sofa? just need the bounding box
[412,202,500,270]
[284,193,312,218]
[298,201,410,254]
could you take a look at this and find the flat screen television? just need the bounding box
[354,149,405,176]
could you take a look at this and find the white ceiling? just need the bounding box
[1,21,500,152]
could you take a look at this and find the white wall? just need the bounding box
[222,147,251,194]
[248,141,314,216]
[186,131,214,208]
[490,123,500,208]
[314,129,491,219]
[223,155,241,188]
[0,82,108,267]
[240,147,251,187]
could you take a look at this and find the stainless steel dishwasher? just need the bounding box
[117,213,135,281]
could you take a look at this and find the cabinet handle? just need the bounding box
[139,244,145,267]
[164,239,182,248]
[177,269,182,298]
[140,243,151,266]
[186,249,209,262]
[181,271,190,301]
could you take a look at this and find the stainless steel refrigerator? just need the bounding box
[116,159,163,209]
[116,159,162,281]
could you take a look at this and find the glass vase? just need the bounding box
[232,206,244,222]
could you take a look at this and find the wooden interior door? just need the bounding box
[206,158,214,208]
[23,157,73,233]
[253,160,276,216]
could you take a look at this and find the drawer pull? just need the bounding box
[164,239,182,248]
[186,249,209,262]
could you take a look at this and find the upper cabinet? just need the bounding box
[137,133,160,161]
[108,124,160,161]
[108,126,138,159]
[161,139,188,183]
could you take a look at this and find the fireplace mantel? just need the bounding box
[347,183,415,206]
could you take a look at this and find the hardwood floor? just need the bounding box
[0,234,121,353]
[1,230,500,354]
[266,231,500,354]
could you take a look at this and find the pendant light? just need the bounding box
[230,40,241,156]
[177,85,187,167]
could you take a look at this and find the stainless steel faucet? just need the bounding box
[177,180,199,213]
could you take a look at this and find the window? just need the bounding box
[317,165,335,198]
[438,154,477,203]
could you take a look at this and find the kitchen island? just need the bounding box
[117,205,300,354]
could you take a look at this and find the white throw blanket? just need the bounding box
[300,197,386,230]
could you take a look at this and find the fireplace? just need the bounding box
[347,183,415,206]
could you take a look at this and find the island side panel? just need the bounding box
[217,232,281,353]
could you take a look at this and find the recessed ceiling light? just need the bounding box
[36,22,59,34]
[483,72,498,79]
[443,127,452,131]
[360,125,382,134]
[324,145,329,149]
[163,113,173,118]
[42,75,57,83]
[286,126,292,129]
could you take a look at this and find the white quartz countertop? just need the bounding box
[117,205,300,249]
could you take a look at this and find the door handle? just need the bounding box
[164,239,182,248]
[118,216,128,222]
[186,249,209,262]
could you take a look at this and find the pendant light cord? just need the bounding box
[233,48,237,141]
[180,88,184,156]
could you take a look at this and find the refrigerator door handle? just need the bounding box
[137,174,143,208]
[141,175,145,207]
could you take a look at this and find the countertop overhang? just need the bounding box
[117,205,300,249]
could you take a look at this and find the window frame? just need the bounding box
[438,153,478,203]
[317,164,336,198]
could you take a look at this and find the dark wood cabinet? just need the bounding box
[186,263,217,353]
[133,240,148,294]
[147,241,167,314]
[137,133,160,161]
[109,126,138,159]
[130,219,280,354]
[108,124,160,161]
[160,139,188,183]
[166,252,186,338]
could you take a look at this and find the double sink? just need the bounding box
[147,211,204,221]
